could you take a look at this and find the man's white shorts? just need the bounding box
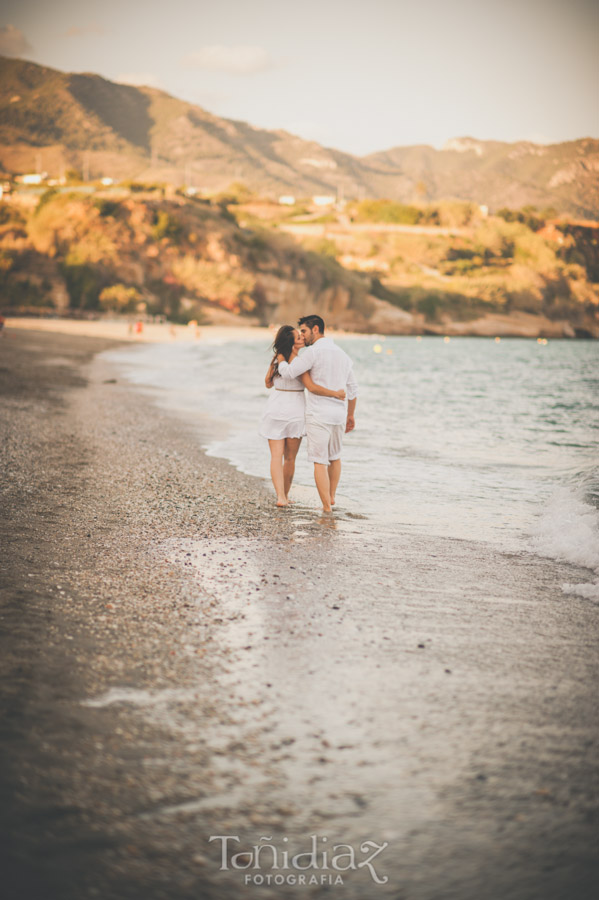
[306,416,344,464]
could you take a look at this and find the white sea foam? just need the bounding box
[530,487,599,601]
[103,337,599,553]
[562,582,599,601]
[81,687,194,707]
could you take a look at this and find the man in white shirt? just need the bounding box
[277,314,358,513]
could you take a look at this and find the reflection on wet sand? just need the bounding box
[88,522,581,895]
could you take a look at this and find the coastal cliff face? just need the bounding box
[0,190,597,337]
[231,298,598,339]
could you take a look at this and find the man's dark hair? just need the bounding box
[298,314,325,334]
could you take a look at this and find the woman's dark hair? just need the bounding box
[271,324,296,373]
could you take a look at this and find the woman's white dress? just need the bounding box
[259,372,306,440]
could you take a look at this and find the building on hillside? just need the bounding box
[279,195,296,205]
[312,195,336,207]
[15,173,48,185]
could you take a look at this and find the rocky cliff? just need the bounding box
[1,190,597,337]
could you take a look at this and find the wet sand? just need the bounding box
[0,327,597,900]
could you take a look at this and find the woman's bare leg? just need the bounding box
[283,437,302,499]
[268,439,288,506]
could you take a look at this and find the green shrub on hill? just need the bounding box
[234,229,271,265]
[151,209,184,242]
[123,181,163,194]
[434,201,479,228]
[99,284,142,312]
[1,278,46,308]
[0,250,13,276]
[35,188,60,216]
[558,224,599,281]
[418,294,443,320]
[95,198,122,218]
[304,237,338,258]
[352,199,478,228]
[65,169,83,184]
[354,199,422,225]
[472,220,517,261]
[496,205,558,232]
[60,261,102,310]
[214,182,255,205]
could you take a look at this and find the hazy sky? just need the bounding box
[1,0,597,155]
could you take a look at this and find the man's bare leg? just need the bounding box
[268,439,288,506]
[314,462,332,512]
[283,437,301,500]
[328,458,341,506]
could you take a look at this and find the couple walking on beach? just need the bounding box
[260,314,358,512]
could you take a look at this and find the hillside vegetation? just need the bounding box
[0,188,597,336]
[329,201,599,325]
[0,190,371,326]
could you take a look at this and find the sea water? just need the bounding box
[104,335,599,599]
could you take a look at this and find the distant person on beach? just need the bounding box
[260,325,346,507]
[277,315,358,513]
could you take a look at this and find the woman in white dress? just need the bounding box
[260,325,345,507]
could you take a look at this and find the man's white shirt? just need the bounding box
[277,337,358,425]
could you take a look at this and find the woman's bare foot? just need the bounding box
[276,498,289,507]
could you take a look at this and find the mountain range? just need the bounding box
[1,55,598,217]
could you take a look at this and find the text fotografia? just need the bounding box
[209,834,389,887]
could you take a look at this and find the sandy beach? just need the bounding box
[1,324,598,900]
[3,316,274,345]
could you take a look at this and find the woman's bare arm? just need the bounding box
[300,371,346,400]
[265,361,276,389]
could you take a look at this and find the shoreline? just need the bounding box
[1,328,598,899]
[4,315,274,344]
[5,315,597,343]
